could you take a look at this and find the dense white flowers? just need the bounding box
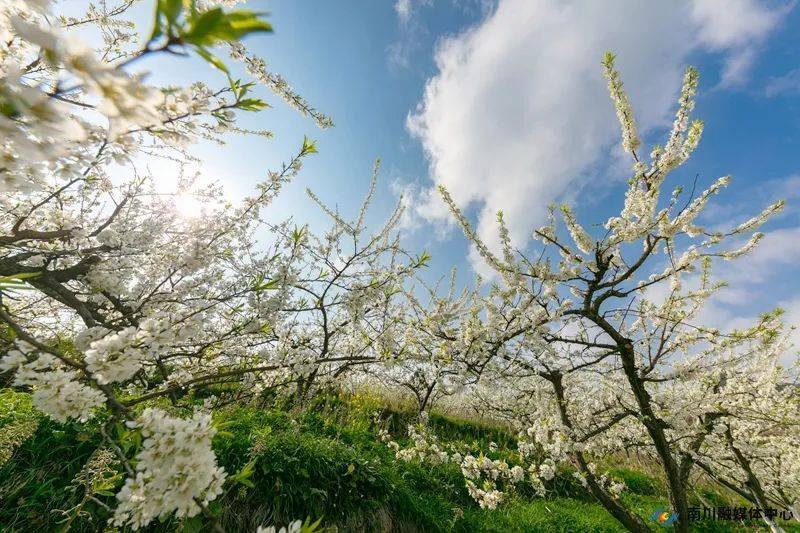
[84,327,144,385]
[560,205,594,254]
[537,462,555,481]
[465,480,504,510]
[0,0,341,527]
[382,417,537,509]
[12,18,163,129]
[393,422,451,465]
[1,343,105,422]
[83,316,197,385]
[112,409,227,529]
[602,53,640,154]
[659,66,700,173]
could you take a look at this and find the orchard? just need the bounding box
[1,1,797,532]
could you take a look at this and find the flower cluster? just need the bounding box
[0,342,105,422]
[383,416,531,510]
[458,453,526,509]
[112,409,227,529]
[83,314,198,385]
[602,52,640,154]
[84,327,144,385]
[465,480,504,510]
[390,418,451,465]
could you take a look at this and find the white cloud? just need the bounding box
[388,40,414,72]
[394,0,413,25]
[691,0,786,87]
[388,0,432,72]
[716,226,800,284]
[407,0,787,272]
[717,48,757,88]
[765,68,800,97]
[690,0,782,47]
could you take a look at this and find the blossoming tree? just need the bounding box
[436,53,792,532]
[0,0,419,529]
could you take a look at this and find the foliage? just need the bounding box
[4,390,798,532]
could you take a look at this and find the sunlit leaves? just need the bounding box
[300,136,318,156]
[148,0,272,75]
[183,8,272,46]
[0,272,40,293]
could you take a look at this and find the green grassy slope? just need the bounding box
[0,389,797,532]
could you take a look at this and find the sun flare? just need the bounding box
[172,192,206,219]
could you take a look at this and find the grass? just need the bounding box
[456,497,628,532]
[0,388,798,532]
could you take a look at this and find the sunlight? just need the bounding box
[172,192,206,219]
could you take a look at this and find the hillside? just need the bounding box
[1,389,796,532]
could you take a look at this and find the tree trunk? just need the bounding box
[725,427,785,533]
[585,309,692,532]
[616,341,690,532]
[549,373,651,533]
[418,379,437,414]
[790,502,800,522]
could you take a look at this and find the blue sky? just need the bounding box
[106,1,800,339]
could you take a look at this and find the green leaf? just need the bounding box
[291,226,307,244]
[223,11,272,38]
[0,272,42,282]
[161,0,184,24]
[193,45,229,73]
[236,98,269,111]
[208,500,223,517]
[230,459,257,488]
[2,325,16,341]
[301,517,323,533]
[301,136,318,155]
[148,0,164,43]
[413,251,431,268]
[1,99,20,118]
[0,271,41,292]
[253,278,280,291]
[183,8,271,45]
[213,419,236,431]
[183,7,225,45]
[0,282,36,291]
[150,0,183,44]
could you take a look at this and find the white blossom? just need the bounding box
[112,409,227,530]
